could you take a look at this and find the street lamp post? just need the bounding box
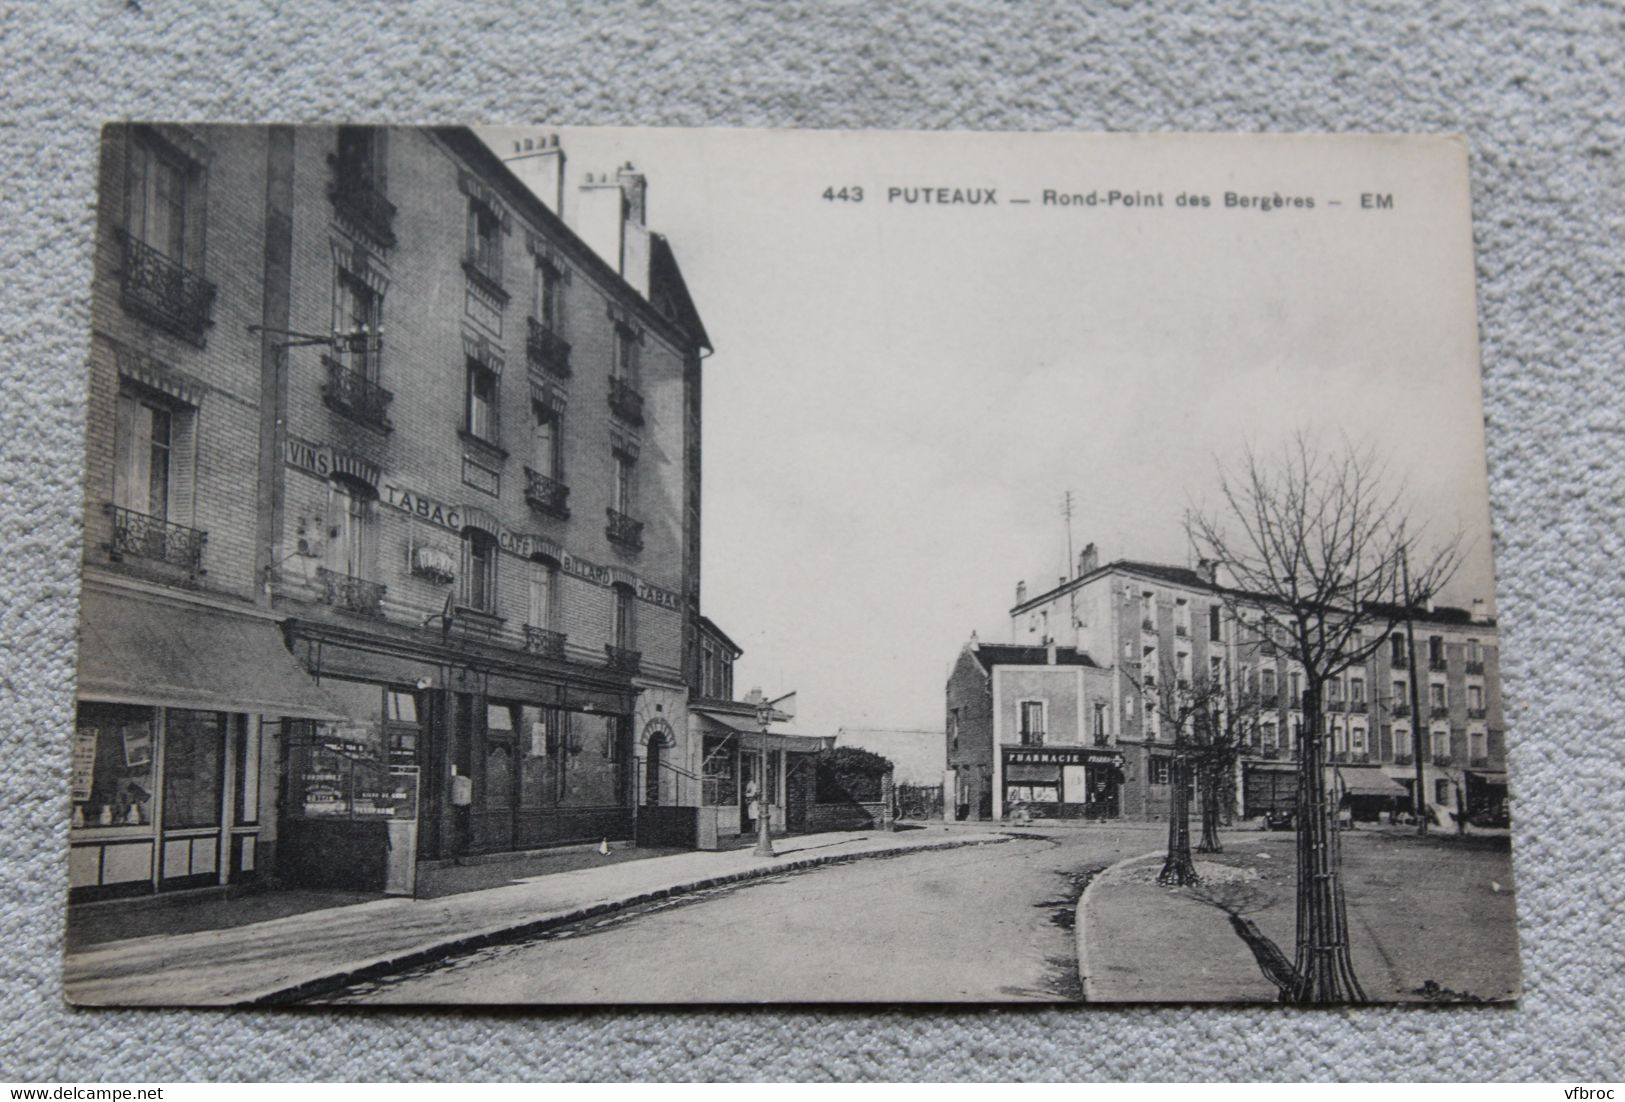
[754,700,775,858]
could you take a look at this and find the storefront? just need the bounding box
[280,616,639,892]
[693,708,829,840]
[1465,769,1509,824]
[1327,764,1409,823]
[71,585,345,901]
[1242,760,1297,819]
[1001,747,1123,820]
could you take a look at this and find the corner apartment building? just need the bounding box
[946,543,1506,827]
[72,124,715,900]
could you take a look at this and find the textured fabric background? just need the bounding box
[2,1,1621,1083]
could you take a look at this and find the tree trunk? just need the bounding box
[1159,744,1199,886]
[1197,761,1223,853]
[1288,685,1366,1003]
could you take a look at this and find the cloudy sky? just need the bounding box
[478,128,1497,738]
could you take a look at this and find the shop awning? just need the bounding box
[77,586,347,720]
[1328,765,1409,798]
[1467,770,1509,786]
[692,709,833,754]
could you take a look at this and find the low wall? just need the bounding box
[805,800,894,832]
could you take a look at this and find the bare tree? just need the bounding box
[1187,433,1459,1005]
[1130,655,1224,886]
[1191,682,1267,854]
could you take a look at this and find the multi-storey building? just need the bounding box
[946,543,1506,827]
[72,124,716,900]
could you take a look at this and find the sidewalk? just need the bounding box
[1077,827,1519,1004]
[63,826,1011,1007]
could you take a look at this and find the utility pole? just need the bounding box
[1061,490,1076,577]
[1402,547,1428,835]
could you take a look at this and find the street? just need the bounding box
[317,825,1162,1004]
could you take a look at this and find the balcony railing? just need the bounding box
[107,505,207,575]
[1019,731,1046,747]
[1141,618,1156,633]
[526,317,572,378]
[116,230,216,344]
[606,508,644,551]
[1429,657,1449,672]
[1465,660,1485,675]
[1432,752,1454,766]
[1431,705,1451,719]
[525,625,566,660]
[316,567,386,617]
[608,375,645,425]
[1348,700,1368,714]
[1469,755,1492,769]
[1394,753,1414,765]
[1259,746,1283,760]
[605,644,642,675]
[1259,694,1280,708]
[1467,706,1487,720]
[322,356,394,432]
[1392,703,1412,718]
[1327,699,1347,712]
[328,178,397,248]
[523,467,571,519]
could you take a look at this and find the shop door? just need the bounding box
[1244,767,1294,816]
[740,751,758,832]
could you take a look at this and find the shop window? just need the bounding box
[234,719,261,826]
[71,703,157,829]
[517,705,554,810]
[386,689,419,769]
[558,713,628,807]
[1149,756,1172,786]
[464,358,500,445]
[460,530,498,614]
[701,735,736,806]
[162,709,225,830]
[1435,778,1452,805]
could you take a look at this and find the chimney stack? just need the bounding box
[1015,580,1027,606]
[1046,639,1058,665]
[503,133,566,217]
[1197,557,1219,586]
[1471,597,1488,622]
[1079,542,1099,576]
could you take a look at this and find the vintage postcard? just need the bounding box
[64,125,1515,1006]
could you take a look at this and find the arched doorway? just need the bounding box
[645,739,661,805]
[640,718,676,807]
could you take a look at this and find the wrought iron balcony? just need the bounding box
[608,375,645,425]
[106,505,207,575]
[1431,705,1451,719]
[605,644,642,675]
[1394,753,1414,765]
[523,467,571,519]
[1469,755,1493,769]
[1432,752,1453,766]
[316,567,386,617]
[1348,700,1368,713]
[1327,699,1347,712]
[525,625,566,660]
[116,230,216,344]
[1392,703,1412,718]
[606,508,644,551]
[1019,731,1046,747]
[1429,657,1449,672]
[1259,693,1280,709]
[322,355,394,432]
[1467,706,1487,720]
[1259,746,1283,760]
[1465,660,1485,675]
[526,317,572,377]
[327,178,397,249]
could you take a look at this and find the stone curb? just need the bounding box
[243,833,1016,1007]
[1073,849,1162,1003]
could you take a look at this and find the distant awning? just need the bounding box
[1467,770,1508,786]
[1328,766,1408,798]
[692,709,833,754]
[77,587,346,720]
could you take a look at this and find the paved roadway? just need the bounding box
[322,824,1165,1005]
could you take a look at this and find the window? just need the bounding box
[72,703,157,829]
[127,133,191,263]
[1432,730,1450,759]
[335,126,383,191]
[114,389,173,520]
[1149,756,1171,786]
[385,690,418,769]
[1393,726,1410,757]
[1263,722,1278,750]
[1328,679,1343,701]
[1352,727,1367,754]
[460,530,497,613]
[1351,677,1365,704]
[701,735,736,806]
[1391,633,1407,665]
[1430,683,1446,708]
[1393,679,1408,706]
[1435,778,1452,805]
[1429,635,1445,665]
[1261,667,1277,699]
[1289,671,1302,708]
[527,558,557,630]
[1018,701,1045,746]
[162,709,225,830]
[1468,684,1484,710]
[533,260,561,330]
[467,200,502,285]
[334,269,382,380]
[612,449,636,515]
[531,404,562,479]
[613,584,635,649]
[1467,638,1482,664]
[1093,701,1107,743]
[465,359,499,444]
[613,324,640,385]
[326,482,374,580]
[950,708,961,754]
[1208,605,1222,642]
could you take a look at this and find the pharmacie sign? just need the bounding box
[1006,749,1105,765]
